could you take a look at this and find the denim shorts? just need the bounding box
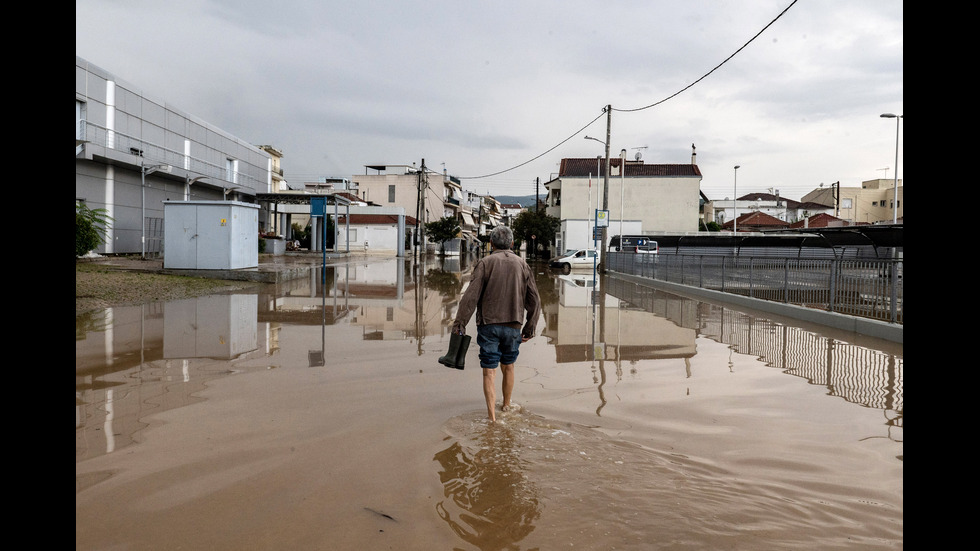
[476,324,522,369]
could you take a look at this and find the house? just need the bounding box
[499,203,524,227]
[721,211,788,232]
[801,179,903,225]
[76,57,277,255]
[544,148,703,255]
[352,164,468,254]
[788,213,856,229]
[334,213,420,255]
[705,192,834,227]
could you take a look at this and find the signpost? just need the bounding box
[311,197,327,285]
[593,209,608,289]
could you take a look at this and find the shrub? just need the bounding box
[76,202,113,257]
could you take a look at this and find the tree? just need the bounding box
[425,216,461,253]
[76,202,113,257]
[511,209,560,258]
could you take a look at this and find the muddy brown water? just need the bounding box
[76,257,902,550]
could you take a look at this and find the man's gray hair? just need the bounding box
[489,226,514,249]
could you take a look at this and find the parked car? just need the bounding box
[549,249,599,272]
[609,234,658,254]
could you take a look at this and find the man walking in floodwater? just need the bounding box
[452,226,542,423]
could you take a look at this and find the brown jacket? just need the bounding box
[452,248,541,338]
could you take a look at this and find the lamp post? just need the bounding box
[733,165,740,233]
[880,113,902,223]
[140,161,172,259]
[619,149,626,241]
[185,176,207,200]
[584,131,611,270]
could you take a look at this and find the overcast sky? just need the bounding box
[76,0,902,202]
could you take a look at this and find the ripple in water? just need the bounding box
[434,404,901,550]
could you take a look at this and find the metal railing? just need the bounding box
[608,252,903,324]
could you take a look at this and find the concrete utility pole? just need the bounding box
[415,160,423,259]
[599,105,611,273]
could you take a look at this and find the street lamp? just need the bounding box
[880,113,902,223]
[140,161,172,259]
[619,149,627,241]
[733,165,740,233]
[584,133,611,271]
[185,176,208,200]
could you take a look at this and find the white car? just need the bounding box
[549,249,600,272]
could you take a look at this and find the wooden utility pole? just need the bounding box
[535,177,539,212]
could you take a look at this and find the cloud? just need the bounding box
[76,0,902,198]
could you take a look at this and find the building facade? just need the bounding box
[544,155,703,255]
[802,179,903,225]
[352,164,473,254]
[76,57,275,255]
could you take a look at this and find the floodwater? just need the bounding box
[76,254,903,550]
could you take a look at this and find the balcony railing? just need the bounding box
[76,120,267,191]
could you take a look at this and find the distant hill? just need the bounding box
[494,195,540,208]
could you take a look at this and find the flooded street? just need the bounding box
[76,255,903,550]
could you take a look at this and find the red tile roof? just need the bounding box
[787,213,850,228]
[722,211,787,230]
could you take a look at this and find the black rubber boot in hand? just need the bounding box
[439,332,464,369]
[454,335,471,370]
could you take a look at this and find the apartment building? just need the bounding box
[544,152,703,254]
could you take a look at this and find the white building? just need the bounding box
[544,152,703,255]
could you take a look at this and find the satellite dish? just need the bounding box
[634,152,642,161]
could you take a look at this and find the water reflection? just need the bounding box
[434,425,540,550]
[75,255,476,461]
[77,255,902,465]
[77,255,902,547]
[602,276,903,428]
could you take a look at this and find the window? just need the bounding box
[841,198,852,209]
[388,185,396,203]
[76,100,86,141]
[226,158,239,183]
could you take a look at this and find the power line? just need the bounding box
[288,1,800,189]
[457,0,798,181]
[457,110,606,180]
[614,0,798,113]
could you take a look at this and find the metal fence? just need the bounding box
[607,252,903,325]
